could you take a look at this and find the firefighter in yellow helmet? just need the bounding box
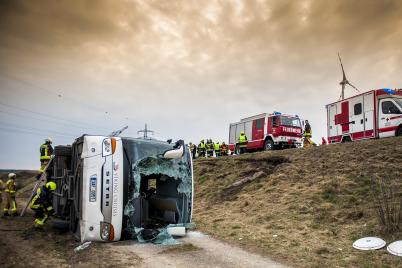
[36,138,54,180]
[3,173,17,216]
[237,131,248,154]
[30,181,56,228]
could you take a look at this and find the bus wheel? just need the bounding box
[397,126,402,136]
[342,136,351,143]
[264,139,274,151]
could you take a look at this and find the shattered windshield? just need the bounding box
[280,116,301,127]
[394,98,402,109]
[122,138,192,234]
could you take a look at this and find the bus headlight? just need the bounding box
[100,222,115,241]
[100,222,110,240]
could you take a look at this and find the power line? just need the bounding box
[0,109,103,132]
[0,101,106,130]
[0,126,76,139]
[0,72,128,121]
[0,120,79,137]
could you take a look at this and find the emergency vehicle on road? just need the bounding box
[228,112,303,153]
[326,88,402,143]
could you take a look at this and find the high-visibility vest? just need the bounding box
[214,143,220,151]
[40,144,51,160]
[303,129,312,138]
[198,142,205,149]
[5,179,16,195]
[238,134,247,143]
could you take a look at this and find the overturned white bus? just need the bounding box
[51,135,193,242]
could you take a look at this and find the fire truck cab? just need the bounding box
[229,112,303,153]
[326,88,402,143]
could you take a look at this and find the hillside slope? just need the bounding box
[193,137,402,268]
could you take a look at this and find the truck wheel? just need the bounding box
[342,136,351,143]
[264,139,274,151]
[54,145,72,157]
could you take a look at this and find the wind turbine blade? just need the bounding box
[347,82,360,92]
[338,52,347,80]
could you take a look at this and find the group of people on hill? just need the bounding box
[188,139,230,159]
[187,131,250,159]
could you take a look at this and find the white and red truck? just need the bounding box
[326,88,402,143]
[228,112,303,153]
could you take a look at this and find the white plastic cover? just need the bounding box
[352,237,386,250]
[387,240,402,256]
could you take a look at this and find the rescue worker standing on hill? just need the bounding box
[303,120,316,147]
[214,142,221,157]
[206,139,214,157]
[189,142,197,159]
[197,139,206,158]
[220,142,228,156]
[3,173,17,216]
[237,131,248,154]
[36,138,54,180]
[30,181,57,228]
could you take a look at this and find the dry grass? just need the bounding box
[193,137,402,268]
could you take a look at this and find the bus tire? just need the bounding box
[342,136,351,143]
[397,126,402,136]
[264,139,274,151]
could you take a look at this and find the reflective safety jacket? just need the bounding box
[303,129,312,138]
[206,142,214,151]
[214,143,220,151]
[198,142,206,151]
[30,186,53,210]
[5,179,16,196]
[238,134,248,147]
[40,143,53,160]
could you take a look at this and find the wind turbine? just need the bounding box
[338,53,359,100]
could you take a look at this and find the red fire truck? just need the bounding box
[326,88,402,143]
[228,112,303,153]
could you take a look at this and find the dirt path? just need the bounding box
[107,231,288,268]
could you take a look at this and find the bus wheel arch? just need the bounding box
[396,125,402,136]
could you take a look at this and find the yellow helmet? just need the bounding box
[8,173,16,179]
[240,131,245,135]
[46,181,57,191]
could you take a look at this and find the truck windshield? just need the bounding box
[280,116,301,127]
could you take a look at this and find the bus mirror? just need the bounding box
[163,140,185,159]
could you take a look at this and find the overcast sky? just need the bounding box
[1,0,401,169]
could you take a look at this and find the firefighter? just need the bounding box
[237,132,248,154]
[36,138,54,180]
[303,120,316,147]
[189,142,197,159]
[220,142,229,156]
[3,173,17,216]
[206,139,214,157]
[303,120,312,139]
[30,181,57,228]
[214,142,221,157]
[197,139,206,158]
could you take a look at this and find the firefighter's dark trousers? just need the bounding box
[3,192,17,216]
